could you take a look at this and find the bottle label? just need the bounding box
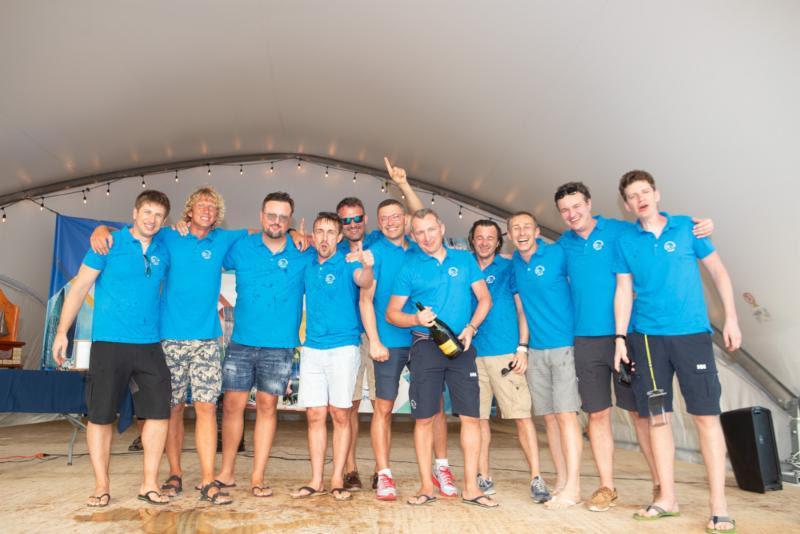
[438,339,458,357]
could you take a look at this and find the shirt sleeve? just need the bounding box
[467,253,484,284]
[508,264,519,295]
[612,238,631,274]
[391,258,414,297]
[82,248,108,271]
[692,234,715,260]
[222,240,239,271]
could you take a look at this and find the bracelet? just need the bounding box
[467,323,478,334]
[614,334,627,341]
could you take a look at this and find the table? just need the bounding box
[0,369,134,464]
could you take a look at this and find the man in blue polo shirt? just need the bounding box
[215,191,314,498]
[292,212,374,502]
[468,219,550,503]
[554,181,714,512]
[53,190,172,507]
[387,208,495,508]
[613,171,740,533]
[508,211,583,510]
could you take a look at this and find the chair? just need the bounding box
[0,289,25,368]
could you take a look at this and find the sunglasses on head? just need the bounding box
[341,215,364,225]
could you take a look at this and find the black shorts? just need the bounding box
[628,333,721,417]
[574,336,637,413]
[407,338,479,419]
[373,347,411,401]
[86,341,172,424]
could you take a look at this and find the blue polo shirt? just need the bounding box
[613,212,714,335]
[558,216,632,337]
[223,233,314,348]
[512,240,573,350]
[369,235,419,348]
[472,255,519,357]
[337,229,382,254]
[159,227,247,341]
[392,247,484,335]
[82,227,169,344]
[304,251,363,349]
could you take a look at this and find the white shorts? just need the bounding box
[298,345,360,408]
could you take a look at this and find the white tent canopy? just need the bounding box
[1,1,797,465]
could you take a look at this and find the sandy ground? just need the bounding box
[0,417,797,533]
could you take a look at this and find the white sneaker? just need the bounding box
[432,465,458,497]
[376,472,397,501]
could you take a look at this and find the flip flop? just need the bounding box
[160,475,183,496]
[462,495,499,508]
[633,504,681,521]
[195,479,237,491]
[137,490,169,506]
[330,487,352,501]
[291,486,327,499]
[251,485,273,498]
[706,515,736,534]
[199,482,233,506]
[87,493,111,507]
[407,494,437,506]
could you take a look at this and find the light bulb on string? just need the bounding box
[352,172,357,183]
[297,158,302,169]
[380,182,386,193]
[240,164,244,176]
[174,170,179,183]
[40,197,45,211]
[207,164,212,176]
[106,183,111,196]
[83,190,88,204]
[458,206,463,219]
[1,207,6,223]
[141,175,146,188]
[401,193,406,200]
[325,166,329,178]
[431,194,436,205]
[269,162,274,173]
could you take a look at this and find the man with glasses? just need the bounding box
[554,181,713,512]
[53,190,172,507]
[467,219,550,503]
[90,186,247,504]
[214,191,314,498]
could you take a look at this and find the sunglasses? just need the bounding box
[143,254,151,278]
[341,215,364,225]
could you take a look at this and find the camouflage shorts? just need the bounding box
[161,339,223,406]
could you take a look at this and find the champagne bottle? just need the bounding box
[415,302,464,357]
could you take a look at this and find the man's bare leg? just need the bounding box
[631,410,660,488]
[215,391,248,486]
[515,417,542,478]
[587,408,614,489]
[251,392,278,496]
[86,422,113,505]
[544,413,566,492]
[409,416,436,503]
[545,412,582,508]
[636,413,679,517]
[194,402,218,487]
[139,418,169,503]
[345,399,361,476]
[460,415,495,504]
[294,406,327,495]
[433,400,448,460]
[161,404,185,496]
[330,406,352,497]
[479,419,491,477]
[695,415,734,532]
[371,398,395,470]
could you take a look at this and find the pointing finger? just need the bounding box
[384,156,394,175]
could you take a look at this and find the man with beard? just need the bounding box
[215,192,314,498]
[387,209,495,508]
[292,212,374,502]
[468,219,550,503]
[54,190,172,507]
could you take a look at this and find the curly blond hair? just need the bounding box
[181,186,225,227]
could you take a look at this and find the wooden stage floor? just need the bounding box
[0,418,797,533]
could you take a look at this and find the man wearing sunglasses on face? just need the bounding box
[53,190,172,507]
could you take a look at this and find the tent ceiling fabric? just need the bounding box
[1,2,798,393]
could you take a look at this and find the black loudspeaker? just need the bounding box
[720,406,782,493]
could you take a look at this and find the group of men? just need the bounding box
[52,160,740,534]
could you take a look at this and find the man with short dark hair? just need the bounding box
[215,191,313,498]
[292,212,374,502]
[507,211,583,510]
[53,190,173,507]
[468,219,550,503]
[387,208,495,508]
[613,171,740,533]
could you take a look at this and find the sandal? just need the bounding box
[462,495,499,508]
[633,504,681,520]
[407,494,437,506]
[291,486,327,499]
[330,487,353,501]
[160,475,183,496]
[251,485,273,498]
[200,482,233,506]
[137,490,169,505]
[707,515,736,534]
[87,493,111,507]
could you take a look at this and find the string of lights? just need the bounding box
[0,157,499,224]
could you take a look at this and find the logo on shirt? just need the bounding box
[534,265,545,276]
[325,273,336,285]
[486,274,496,284]
[593,239,604,251]
[201,250,212,260]
[664,241,677,253]
[447,267,459,277]
[278,258,289,269]
[150,256,160,266]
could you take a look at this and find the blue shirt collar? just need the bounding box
[313,249,344,267]
[635,211,674,233]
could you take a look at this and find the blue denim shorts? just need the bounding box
[222,343,293,396]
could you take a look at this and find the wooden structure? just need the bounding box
[0,289,25,368]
